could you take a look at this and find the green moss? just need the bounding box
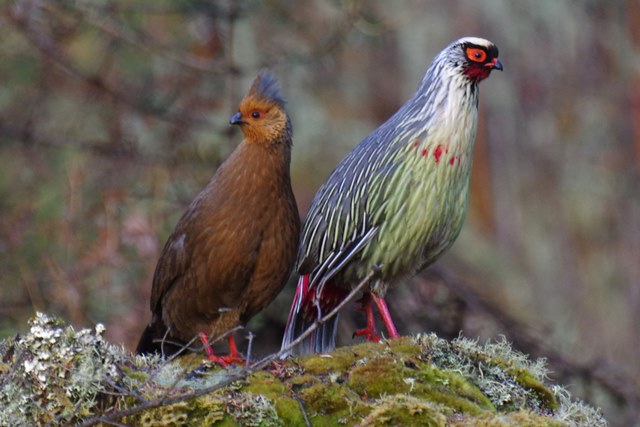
[384,336,426,358]
[272,397,307,426]
[348,355,410,398]
[299,382,350,413]
[243,371,288,397]
[360,395,447,426]
[508,367,558,411]
[288,373,321,387]
[297,342,375,374]
[243,371,307,425]
[411,364,493,415]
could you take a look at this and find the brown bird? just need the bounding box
[136,71,300,365]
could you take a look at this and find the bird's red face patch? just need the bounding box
[462,44,502,82]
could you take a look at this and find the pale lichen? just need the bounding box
[0,313,131,426]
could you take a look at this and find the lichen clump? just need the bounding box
[0,312,125,425]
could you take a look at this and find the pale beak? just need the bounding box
[486,58,503,71]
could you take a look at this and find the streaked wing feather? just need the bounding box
[298,126,404,288]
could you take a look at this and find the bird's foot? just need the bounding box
[353,326,381,342]
[353,291,381,342]
[199,332,245,367]
[209,353,245,366]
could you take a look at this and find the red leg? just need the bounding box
[222,335,244,365]
[371,294,400,339]
[198,332,245,366]
[353,292,380,342]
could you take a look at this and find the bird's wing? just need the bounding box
[297,128,402,289]
[149,223,190,315]
[149,195,260,316]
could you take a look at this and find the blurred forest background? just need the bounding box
[0,0,639,425]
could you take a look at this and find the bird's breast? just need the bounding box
[358,124,477,286]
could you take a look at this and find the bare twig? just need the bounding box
[76,270,376,426]
[245,331,255,370]
[250,269,377,370]
[293,390,312,427]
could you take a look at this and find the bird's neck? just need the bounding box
[217,138,293,195]
[390,69,479,163]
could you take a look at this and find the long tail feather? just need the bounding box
[280,275,342,356]
[135,319,186,357]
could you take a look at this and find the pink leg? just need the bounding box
[371,294,400,339]
[353,292,381,342]
[199,332,244,366]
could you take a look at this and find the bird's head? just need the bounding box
[230,70,292,145]
[443,37,502,83]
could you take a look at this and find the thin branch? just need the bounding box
[244,332,255,370]
[76,270,376,427]
[250,269,377,370]
[293,390,312,427]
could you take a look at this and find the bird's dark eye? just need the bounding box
[251,111,261,119]
[466,47,487,63]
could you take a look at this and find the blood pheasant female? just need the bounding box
[136,71,300,365]
[281,37,502,355]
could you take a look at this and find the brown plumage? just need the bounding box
[136,71,300,364]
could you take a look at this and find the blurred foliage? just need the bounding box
[0,0,639,425]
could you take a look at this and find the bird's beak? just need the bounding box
[486,58,503,71]
[229,112,247,126]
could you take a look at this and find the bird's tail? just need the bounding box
[280,275,346,357]
[135,318,186,357]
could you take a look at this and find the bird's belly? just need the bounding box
[356,165,471,292]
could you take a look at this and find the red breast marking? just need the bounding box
[413,140,420,148]
[448,155,460,166]
[433,145,447,163]
[421,148,428,157]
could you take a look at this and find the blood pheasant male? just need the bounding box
[136,71,300,365]
[281,37,502,355]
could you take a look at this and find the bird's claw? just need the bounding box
[353,327,381,343]
[206,353,245,367]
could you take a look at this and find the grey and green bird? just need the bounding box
[281,37,502,355]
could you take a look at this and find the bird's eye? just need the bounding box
[251,111,261,119]
[466,47,487,63]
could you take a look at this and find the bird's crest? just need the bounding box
[246,70,286,108]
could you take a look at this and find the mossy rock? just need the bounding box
[0,313,608,426]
